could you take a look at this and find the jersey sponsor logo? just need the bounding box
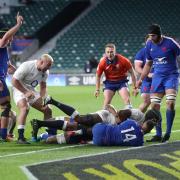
[31,80,38,87]
[154,57,167,64]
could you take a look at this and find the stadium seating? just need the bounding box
[0,0,72,37]
[49,0,180,72]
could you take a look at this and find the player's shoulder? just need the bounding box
[99,56,106,63]
[21,60,36,66]
[163,36,179,45]
[97,57,106,67]
[116,54,130,62]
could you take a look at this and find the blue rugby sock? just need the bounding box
[155,111,162,137]
[166,109,175,135]
[1,128,7,139]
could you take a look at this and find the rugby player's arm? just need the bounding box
[95,74,101,91]
[128,67,137,89]
[0,12,23,47]
[8,62,16,74]
[139,61,153,82]
[105,104,117,115]
[39,81,47,97]
[12,77,28,94]
[134,60,143,74]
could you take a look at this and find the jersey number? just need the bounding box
[121,126,137,142]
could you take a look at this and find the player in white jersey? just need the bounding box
[12,54,53,144]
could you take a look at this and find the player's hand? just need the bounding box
[147,73,153,78]
[25,91,35,100]
[136,80,142,89]
[132,87,139,96]
[0,80,4,91]
[16,12,23,26]
[94,89,100,98]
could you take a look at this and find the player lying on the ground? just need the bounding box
[31,96,160,142]
[39,118,157,146]
[92,119,156,146]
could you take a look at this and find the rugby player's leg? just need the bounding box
[139,93,151,113]
[44,96,78,117]
[7,110,16,137]
[118,87,132,109]
[31,97,58,136]
[16,98,30,144]
[146,93,163,142]
[103,89,115,109]
[0,81,11,141]
[163,89,177,142]
[0,99,11,141]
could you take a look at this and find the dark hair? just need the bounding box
[148,24,162,36]
[144,109,160,123]
[117,109,131,122]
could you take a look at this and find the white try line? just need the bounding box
[0,144,88,158]
[0,129,180,159]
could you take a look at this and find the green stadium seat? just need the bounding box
[50,0,180,71]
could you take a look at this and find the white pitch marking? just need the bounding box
[0,129,180,159]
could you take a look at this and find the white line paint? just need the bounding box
[0,144,87,158]
[0,129,180,159]
[21,140,180,180]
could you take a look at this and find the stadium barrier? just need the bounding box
[6,74,180,87]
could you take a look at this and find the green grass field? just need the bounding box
[0,85,180,180]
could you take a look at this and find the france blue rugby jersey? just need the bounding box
[0,47,9,78]
[135,47,154,79]
[135,47,147,67]
[146,36,180,75]
[105,119,144,146]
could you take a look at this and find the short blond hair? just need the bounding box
[41,54,54,63]
[105,43,116,50]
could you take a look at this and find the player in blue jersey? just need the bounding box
[0,12,23,141]
[93,119,156,146]
[134,37,154,113]
[136,24,180,142]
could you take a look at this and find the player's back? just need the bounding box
[106,119,144,146]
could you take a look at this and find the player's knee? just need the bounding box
[166,94,176,109]
[1,102,11,118]
[20,105,29,114]
[150,96,162,105]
